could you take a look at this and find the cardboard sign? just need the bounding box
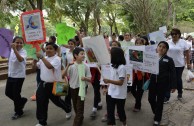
[21,9,46,44]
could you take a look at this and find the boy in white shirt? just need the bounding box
[35,43,71,126]
[63,47,91,126]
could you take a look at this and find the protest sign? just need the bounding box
[0,28,13,58]
[21,9,46,44]
[82,35,110,65]
[56,23,76,45]
[159,26,167,33]
[127,46,159,74]
[100,64,111,85]
[149,30,166,43]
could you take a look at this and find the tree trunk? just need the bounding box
[114,21,118,35]
[37,0,43,10]
[167,0,172,29]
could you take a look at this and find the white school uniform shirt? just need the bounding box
[37,55,62,82]
[108,65,127,99]
[67,63,91,89]
[167,39,189,67]
[66,50,74,64]
[187,40,193,50]
[8,49,27,78]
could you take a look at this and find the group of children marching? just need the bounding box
[5,31,178,126]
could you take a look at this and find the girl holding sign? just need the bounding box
[148,41,176,126]
[131,38,149,112]
[103,47,127,126]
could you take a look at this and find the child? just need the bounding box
[35,43,71,126]
[63,39,76,119]
[148,41,176,126]
[5,36,28,120]
[101,41,121,122]
[103,47,127,126]
[131,38,149,112]
[63,47,91,126]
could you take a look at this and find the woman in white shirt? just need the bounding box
[166,28,190,101]
[5,36,28,120]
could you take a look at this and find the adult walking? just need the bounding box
[165,28,190,102]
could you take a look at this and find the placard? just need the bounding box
[82,35,110,65]
[127,46,159,74]
[21,9,46,44]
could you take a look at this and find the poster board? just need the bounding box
[159,26,167,33]
[127,46,159,74]
[82,35,110,65]
[56,23,76,45]
[21,9,46,44]
[100,64,111,85]
[149,30,166,43]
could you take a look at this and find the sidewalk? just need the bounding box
[0,69,193,126]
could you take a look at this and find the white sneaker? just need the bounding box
[66,112,72,119]
[35,124,45,126]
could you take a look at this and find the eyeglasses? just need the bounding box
[171,33,178,36]
[15,42,23,44]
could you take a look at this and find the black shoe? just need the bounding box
[153,121,160,126]
[177,94,182,100]
[11,113,23,120]
[21,98,28,109]
[163,98,169,104]
[97,105,102,110]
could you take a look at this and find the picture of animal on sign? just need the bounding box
[85,47,98,63]
[129,49,143,63]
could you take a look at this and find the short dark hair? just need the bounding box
[141,36,149,45]
[111,47,126,68]
[158,41,169,51]
[13,36,24,43]
[112,41,121,47]
[49,36,56,43]
[68,39,76,45]
[118,35,124,41]
[74,35,79,41]
[46,42,58,51]
[171,28,181,38]
[73,47,84,59]
[135,38,145,45]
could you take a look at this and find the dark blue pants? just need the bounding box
[36,81,71,125]
[165,66,184,99]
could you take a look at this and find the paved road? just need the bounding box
[0,72,194,126]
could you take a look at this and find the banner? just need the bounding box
[127,46,159,74]
[56,23,76,45]
[0,28,13,58]
[21,9,46,44]
[82,35,110,65]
